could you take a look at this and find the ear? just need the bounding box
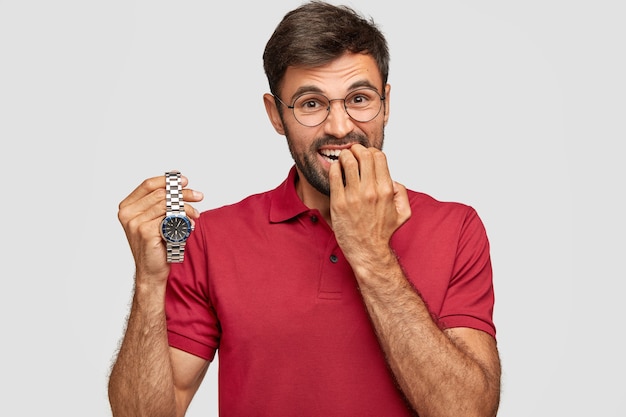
[263,93,286,135]
[383,84,391,127]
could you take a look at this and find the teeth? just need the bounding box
[320,149,341,158]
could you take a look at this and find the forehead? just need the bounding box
[280,52,383,100]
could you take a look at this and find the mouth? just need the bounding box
[319,148,342,164]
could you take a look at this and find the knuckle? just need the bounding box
[126,216,141,234]
[154,188,166,199]
[185,205,197,218]
[341,156,358,169]
[373,150,387,163]
[363,188,378,202]
[328,168,341,180]
[379,182,394,197]
[118,205,132,224]
[137,219,156,237]
[141,177,157,191]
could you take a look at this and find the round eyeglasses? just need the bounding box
[274,87,385,127]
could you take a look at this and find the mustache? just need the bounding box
[312,133,369,149]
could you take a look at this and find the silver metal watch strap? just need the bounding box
[165,171,184,216]
[165,170,186,263]
[166,242,186,263]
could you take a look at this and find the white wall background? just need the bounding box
[1,0,624,415]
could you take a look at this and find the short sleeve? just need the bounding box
[165,219,220,361]
[438,207,496,337]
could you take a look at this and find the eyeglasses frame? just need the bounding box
[273,87,386,127]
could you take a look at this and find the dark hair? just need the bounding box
[263,1,389,95]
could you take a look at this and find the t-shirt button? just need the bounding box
[310,215,318,223]
[329,254,338,263]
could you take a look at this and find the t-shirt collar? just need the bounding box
[269,165,311,223]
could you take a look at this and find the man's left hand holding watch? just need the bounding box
[160,170,193,263]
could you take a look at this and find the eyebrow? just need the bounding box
[289,80,380,101]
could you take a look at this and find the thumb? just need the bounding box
[393,181,412,225]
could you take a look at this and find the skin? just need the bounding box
[108,52,501,417]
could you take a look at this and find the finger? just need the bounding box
[350,144,376,184]
[392,181,412,223]
[338,148,360,187]
[182,188,203,203]
[126,187,202,225]
[119,187,168,228]
[121,173,192,208]
[182,188,204,218]
[328,160,346,197]
[119,175,166,210]
[179,174,190,189]
[370,148,393,190]
[184,204,201,220]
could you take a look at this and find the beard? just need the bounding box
[284,127,384,196]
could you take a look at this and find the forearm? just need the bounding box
[354,253,499,417]
[108,280,177,417]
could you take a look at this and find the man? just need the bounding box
[108,2,501,416]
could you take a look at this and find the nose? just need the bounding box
[323,99,355,138]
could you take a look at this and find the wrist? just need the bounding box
[350,247,399,284]
[133,273,168,308]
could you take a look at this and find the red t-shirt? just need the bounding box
[166,166,496,416]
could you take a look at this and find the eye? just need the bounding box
[346,89,376,108]
[294,94,328,112]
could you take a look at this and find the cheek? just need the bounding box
[285,124,322,150]
[366,124,385,148]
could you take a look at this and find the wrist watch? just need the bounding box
[160,170,192,263]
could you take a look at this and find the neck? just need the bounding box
[295,172,332,225]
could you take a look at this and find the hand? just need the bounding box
[329,145,411,270]
[118,174,203,285]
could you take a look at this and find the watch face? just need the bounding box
[161,215,192,243]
